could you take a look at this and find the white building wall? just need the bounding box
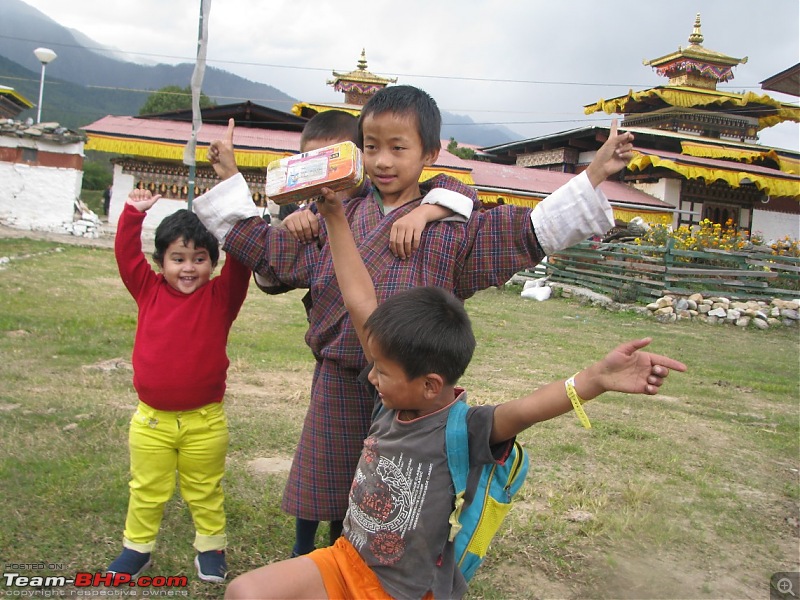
[752,209,800,244]
[577,150,596,165]
[631,178,683,227]
[0,136,90,233]
[109,164,191,232]
[629,176,799,241]
[0,162,82,230]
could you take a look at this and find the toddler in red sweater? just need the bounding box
[107,189,250,583]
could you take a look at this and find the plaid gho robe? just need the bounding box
[224,175,546,520]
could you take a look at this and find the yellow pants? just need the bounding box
[122,401,228,553]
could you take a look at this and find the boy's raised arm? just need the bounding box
[490,338,687,444]
[527,118,634,258]
[115,190,162,298]
[207,119,240,181]
[314,188,378,359]
[585,119,634,188]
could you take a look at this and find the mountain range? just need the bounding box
[0,0,519,146]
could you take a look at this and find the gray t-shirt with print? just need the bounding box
[343,374,510,599]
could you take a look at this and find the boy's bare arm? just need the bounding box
[207,118,239,181]
[314,188,378,359]
[390,180,476,259]
[281,200,458,255]
[490,338,687,444]
[584,119,635,188]
[390,204,453,260]
[282,207,320,243]
[281,178,475,257]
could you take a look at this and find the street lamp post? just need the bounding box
[34,47,57,124]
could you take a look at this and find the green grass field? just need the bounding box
[0,236,798,599]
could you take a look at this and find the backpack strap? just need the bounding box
[446,399,470,542]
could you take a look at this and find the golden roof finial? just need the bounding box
[688,13,703,46]
[328,50,397,104]
[643,13,747,88]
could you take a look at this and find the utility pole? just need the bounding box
[184,0,211,211]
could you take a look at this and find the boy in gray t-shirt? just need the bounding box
[225,176,688,600]
[345,371,503,598]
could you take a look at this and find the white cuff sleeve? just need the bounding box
[254,273,272,288]
[421,188,473,223]
[530,171,614,255]
[192,174,261,244]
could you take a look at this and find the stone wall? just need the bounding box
[643,294,799,329]
[509,275,799,330]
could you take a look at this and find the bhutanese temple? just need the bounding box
[83,49,673,230]
[291,48,397,118]
[482,14,800,242]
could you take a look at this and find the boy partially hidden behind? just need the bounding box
[224,165,688,599]
[206,109,477,557]
[109,189,250,583]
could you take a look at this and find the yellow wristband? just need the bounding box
[565,374,591,429]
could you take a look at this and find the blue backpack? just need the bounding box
[445,399,530,581]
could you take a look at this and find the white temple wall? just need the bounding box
[631,179,683,227]
[109,164,190,232]
[752,208,800,244]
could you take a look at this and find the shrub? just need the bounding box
[634,220,800,258]
[81,161,112,191]
[635,219,751,253]
[769,235,800,258]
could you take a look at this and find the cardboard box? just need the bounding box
[266,141,364,205]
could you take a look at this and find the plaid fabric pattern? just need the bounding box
[223,175,545,519]
[281,359,370,520]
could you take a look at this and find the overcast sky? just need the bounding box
[19,0,800,150]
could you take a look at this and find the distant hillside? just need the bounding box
[0,54,142,128]
[0,0,298,120]
[441,112,520,148]
[0,0,519,146]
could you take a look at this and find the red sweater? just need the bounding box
[115,204,251,410]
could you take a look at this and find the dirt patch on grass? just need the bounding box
[477,561,576,599]
[248,456,294,475]
[226,369,311,420]
[592,547,749,599]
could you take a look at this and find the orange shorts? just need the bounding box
[306,537,434,600]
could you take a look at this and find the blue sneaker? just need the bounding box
[195,550,227,583]
[107,548,151,578]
